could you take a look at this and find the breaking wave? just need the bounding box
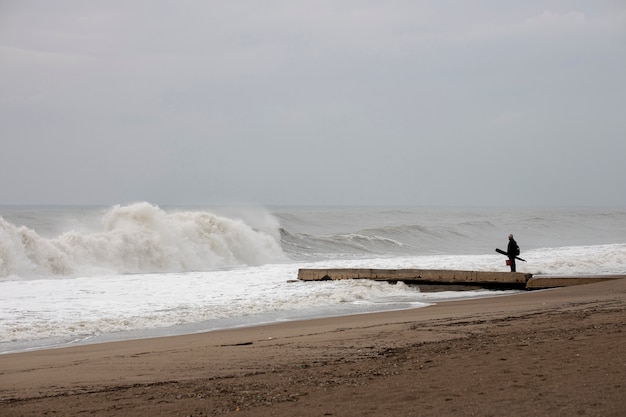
[0,203,286,278]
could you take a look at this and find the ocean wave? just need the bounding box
[279,222,488,260]
[0,203,286,278]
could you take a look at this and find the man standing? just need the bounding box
[507,234,519,272]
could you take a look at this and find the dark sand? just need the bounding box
[1,278,625,416]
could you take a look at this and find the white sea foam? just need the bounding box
[0,262,504,351]
[0,202,286,278]
[2,243,623,352]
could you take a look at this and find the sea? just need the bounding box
[1,203,625,354]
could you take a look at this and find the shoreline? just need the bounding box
[3,273,620,356]
[2,278,625,416]
[1,286,518,356]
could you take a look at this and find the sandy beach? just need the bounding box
[1,278,625,416]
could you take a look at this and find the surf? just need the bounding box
[0,202,286,278]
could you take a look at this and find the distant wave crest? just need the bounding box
[0,202,286,278]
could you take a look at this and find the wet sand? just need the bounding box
[1,278,625,416]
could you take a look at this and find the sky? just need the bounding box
[1,1,625,207]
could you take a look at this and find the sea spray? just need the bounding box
[0,203,286,278]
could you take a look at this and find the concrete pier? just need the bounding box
[297,268,532,288]
[526,275,625,290]
[297,269,625,290]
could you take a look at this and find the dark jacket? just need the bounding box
[507,238,519,257]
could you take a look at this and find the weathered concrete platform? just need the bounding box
[298,268,532,288]
[297,269,626,290]
[526,275,625,290]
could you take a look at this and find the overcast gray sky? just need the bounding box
[1,1,625,207]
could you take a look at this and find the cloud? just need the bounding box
[522,10,586,34]
[0,45,95,66]
[487,111,524,128]
[440,9,626,46]
[1,1,625,206]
